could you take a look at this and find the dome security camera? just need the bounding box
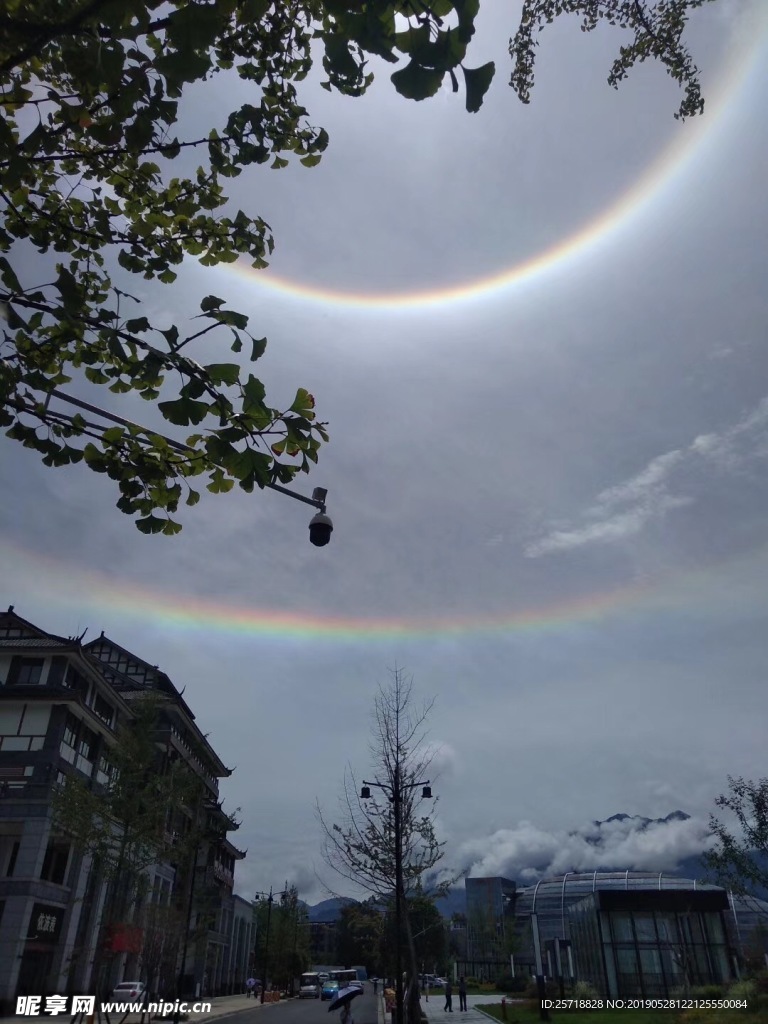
[308,511,333,547]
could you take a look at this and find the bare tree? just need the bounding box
[318,669,453,1024]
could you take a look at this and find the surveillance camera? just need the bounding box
[312,486,328,504]
[308,511,333,547]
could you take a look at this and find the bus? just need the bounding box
[329,969,360,988]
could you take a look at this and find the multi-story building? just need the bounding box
[459,871,767,995]
[0,608,245,1011]
[465,876,516,974]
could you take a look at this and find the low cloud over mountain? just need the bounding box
[449,811,714,885]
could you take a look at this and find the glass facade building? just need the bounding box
[507,872,767,996]
[464,877,516,977]
[568,889,731,996]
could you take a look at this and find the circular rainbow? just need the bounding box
[225,12,768,311]
[0,538,750,645]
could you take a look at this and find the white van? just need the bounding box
[299,972,321,999]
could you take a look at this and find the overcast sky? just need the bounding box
[2,1,767,904]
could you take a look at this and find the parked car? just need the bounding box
[321,980,340,1001]
[111,982,146,1002]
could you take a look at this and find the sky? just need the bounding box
[2,1,767,905]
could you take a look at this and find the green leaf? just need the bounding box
[136,515,168,535]
[200,295,225,312]
[161,325,180,347]
[203,363,240,386]
[0,257,22,292]
[242,374,266,413]
[185,488,200,507]
[300,154,322,168]
[390,62,444,102]
[55,267,81,312]
[102,427,126,444]
[125,317,150,333]
[251,337,267,361]
[158,397,210,426]
[462,61,495,113]
[206,467,235,493]
[290,387,315,414]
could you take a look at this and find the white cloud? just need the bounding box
[527,396,768,557]
[452,813,714,882]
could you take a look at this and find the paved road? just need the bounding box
[222,990,379,1024]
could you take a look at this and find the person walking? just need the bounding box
[340,1000,354,1024]
[373,979,378,996]
[245,978,256,999]
[444,979,453,1013]
[458,977,467,1012]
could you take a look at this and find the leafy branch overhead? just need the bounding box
[1,1,715,532]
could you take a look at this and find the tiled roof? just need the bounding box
[0,637,68,648]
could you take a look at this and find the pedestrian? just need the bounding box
[373,979,378,996]
[458,977,467,1012]
[340,1000,354,1024]
[444,979,453,1013]
[246,977,256,998]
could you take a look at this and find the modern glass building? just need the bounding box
[507,872,767,996]
[464,877,516,978]
[568,888,731,996]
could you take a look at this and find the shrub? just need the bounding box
[727,979,757,1001]
[572,981,599,999]
[495,975,527,993]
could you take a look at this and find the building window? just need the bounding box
[16,658,44,685]
[77,726,97,762]
[63,712,79,750]
[40,840,70,885]
[65,666,90,701]
[91,693,114,728]
[3,840,20,877]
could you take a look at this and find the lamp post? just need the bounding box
[360,776,433,1024]
[254,887,290,1003]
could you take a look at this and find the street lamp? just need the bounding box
[36,387,333,543]
[360,777,433,1024]
[253,887,291,1003]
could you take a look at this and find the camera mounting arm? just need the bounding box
[43,387,331,531]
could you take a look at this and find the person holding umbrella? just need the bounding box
[328,984,363,1024]
[246,978,256,998]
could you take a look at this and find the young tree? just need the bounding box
[253,886,309,993]
[1,2,720,531]
[704,776,768,899]
[336,901,384,975]
[318,668,452,1024]
[52,694,234,995]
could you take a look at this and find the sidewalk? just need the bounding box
[0,992,276,1024]
[378,992,507,1024]
[419,993,501,1024]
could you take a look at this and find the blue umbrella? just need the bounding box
[328,986,363,1013]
